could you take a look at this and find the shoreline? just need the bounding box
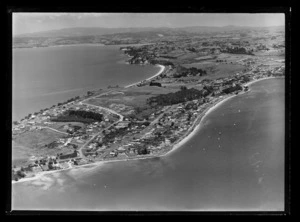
[160,76,284,157]
[244,76,281,87]
[13,47,163,122]
[12,154,158,184]
[12,76,283,185]
[161,94,236,157]
[124,64,165,88]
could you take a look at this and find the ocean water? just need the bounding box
[12,45,160,121]
[12,78,285,211]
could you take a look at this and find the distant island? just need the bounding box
[12,26,285,183]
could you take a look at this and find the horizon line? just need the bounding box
[14,25,285,37]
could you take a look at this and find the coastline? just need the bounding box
[244,76,281,87]
[12,46,162,121]
[161,94,236,157]
[124,65,165,88]
[12,154,158,184]
[160,76,284,157]
[12,76,283,185]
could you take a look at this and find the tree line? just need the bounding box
[173,66,207,78]
[221,46,254,55]
[147,87,203,106]
[51,110,103,123]
[57,96,80,107]
[149,59,174,67]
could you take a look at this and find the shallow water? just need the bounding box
[12,78,285,211]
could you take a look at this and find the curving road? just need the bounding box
[71,89,125,159]
[77,117,123,159]
[81,102,124,121]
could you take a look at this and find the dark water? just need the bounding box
[12,45,159,121]
[12,78,285,211]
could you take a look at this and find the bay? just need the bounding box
[12,44,160,121]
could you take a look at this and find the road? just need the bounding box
[65,88,127,159]
[79,89,124,120]
[77,118,123,159]
[81,102,124,121]
[40,126,69,135]
[80,89,115,104]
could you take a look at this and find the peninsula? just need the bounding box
[12,25,285,182]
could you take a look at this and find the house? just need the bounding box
[129,149,135,154]
[59,150,78,160]
[165,139,171,145]
[117,147,126,153]
[115,121,130,129]
[109,151,118,157]
[40,164,49,171]
[63,138,72,146]
[63,124,70,130]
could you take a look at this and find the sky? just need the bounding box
[13,13,285,36]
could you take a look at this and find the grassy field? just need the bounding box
[12,141,33,166]
[12,128,74,166]
[182,63,246,80]
[13,128,65,149]
[44,122,86,133]
[12,129,66,162]
[85,86,179,118]
[216,53,253,62]
[87,87,177,110]
[194,55,216,61]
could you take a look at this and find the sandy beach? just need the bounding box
[244,76,280,87]
[12,76,281,185]
[161,94,236,157]
[124,65,165,88]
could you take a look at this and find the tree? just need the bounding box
[180,86,187,91]
[150,82,162,87]
[17,170,25,178]
[48,163,54,170]
[138,147,149,155]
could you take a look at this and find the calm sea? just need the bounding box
[12,45,160,121]
[12,78,285,211]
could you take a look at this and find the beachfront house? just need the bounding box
[117,147,126,153]
[110,151,118,157]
